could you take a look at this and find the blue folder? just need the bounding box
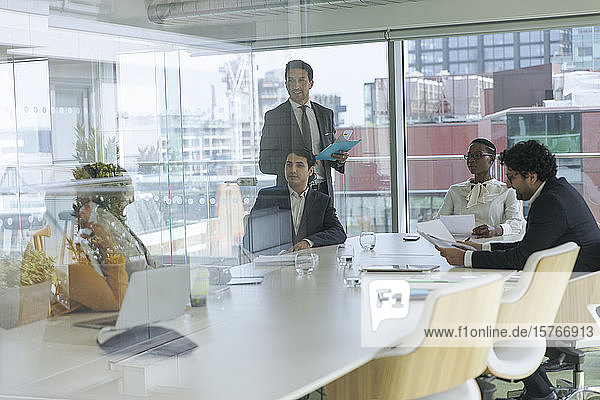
[316,138,361,161]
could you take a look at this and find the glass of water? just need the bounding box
[343,265,362,287]
[295,253,318,276]
[359,231,376,251]
[336,244,354,268]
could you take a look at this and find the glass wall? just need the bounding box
[2,3,600,398]
[252,44,391,235]
[2,16,600,278]
[0,29,390,271]
[2,9,599,296]
[404,26,600,230]
[0,18,393,396]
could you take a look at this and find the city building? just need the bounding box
[364,78,389,126]
[554,26,600,70]
[407,29,572,75]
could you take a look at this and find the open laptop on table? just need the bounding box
[75,266,189,330]
[243,206,293,256]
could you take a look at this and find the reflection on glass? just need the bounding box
[336,244,354,268]
[343,264,361,287]
[253,44,391,236]
[69,166,160,312]
[294,252,318,276]
[359,231,376,251]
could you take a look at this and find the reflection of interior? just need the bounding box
[2,1,600,399]
[146,0,422,23]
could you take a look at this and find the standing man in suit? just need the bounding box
[436,140,600,400]
[259,60,349,197]
[247,148,346,252]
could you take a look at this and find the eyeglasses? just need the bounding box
[506,173,518,184]
[463,152,494,160]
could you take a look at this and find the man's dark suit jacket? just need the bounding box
[259,100,344,196]
[246,185,346,248]
[472,176,600,273]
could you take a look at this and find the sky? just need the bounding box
[117,42,388,126]
[253,43,388,125]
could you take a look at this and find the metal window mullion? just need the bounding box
[388,39,407,233]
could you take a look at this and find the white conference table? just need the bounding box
[0,233,515,400]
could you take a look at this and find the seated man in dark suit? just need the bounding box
[437,140,600,400]
[246,148,346,253]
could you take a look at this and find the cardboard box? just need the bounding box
[0,280,51,329]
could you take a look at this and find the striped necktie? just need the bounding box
[300,105,312,148]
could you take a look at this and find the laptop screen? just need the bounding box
[243,206,293,255]
[74,266,190,331]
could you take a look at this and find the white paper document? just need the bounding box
[416,219,476,251]
[416,219,454,242]
[440,214,476,237]
[418,232,477,251]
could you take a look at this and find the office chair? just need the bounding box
[481,242,579,397]
[325,273,505,400]
[32,225,51,252]
[543,270,600,399]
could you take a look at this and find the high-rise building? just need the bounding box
[367,73,493,124]
[553,26,600,70]
[312,94,347,126]
[407,29,572,76]
[364,78,389,126]
[257,69,287,122]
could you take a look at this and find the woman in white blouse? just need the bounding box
[437,138,525,238]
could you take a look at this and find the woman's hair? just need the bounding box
[470,138,496,155]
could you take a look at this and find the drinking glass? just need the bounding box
[336,244,354,268]
[343,265,362,287]
[359,231,376,251]
[295,253,318,276]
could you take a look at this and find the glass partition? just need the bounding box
[252,43,391,235]
[178,52,255,263]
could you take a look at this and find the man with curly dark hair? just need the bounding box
[438,140,600,272]
[437,140,600,400]
[498,140,558,191]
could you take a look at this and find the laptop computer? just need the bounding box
[75,266,190,330]
[243,206,293,256]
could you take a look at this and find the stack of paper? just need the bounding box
[254,254,296,267]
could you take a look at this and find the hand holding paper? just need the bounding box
[416,219,476,251]
[435,245,469,266]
